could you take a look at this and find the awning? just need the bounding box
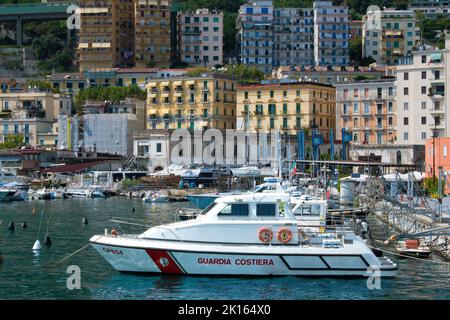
[430,53,442,61]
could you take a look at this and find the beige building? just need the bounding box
[236,81,336,137]
[178,9,223,67]
[146,74,237,130]
[0,91,72,147]
[78,0,171,71]
[335,78,396,145]
[134,0,172,68]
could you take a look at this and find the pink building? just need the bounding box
[425,137,450,186]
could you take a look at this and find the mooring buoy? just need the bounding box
[7,221,14,231]
[22,222,27,229]
[44,234,52,247]
[32,240,41,251]
[82,217,88,224]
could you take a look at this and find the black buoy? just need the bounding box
[82,217,88,225]
[22,222,27,229]
[44,234,52,247]
[7,221,14,231]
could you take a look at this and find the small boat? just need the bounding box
[90,192,397,277]
[395,240,431,259]
[143,191,168,203]
[0,188,16,202]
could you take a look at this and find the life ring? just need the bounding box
[259,227,273,243]
[278,228,292,243]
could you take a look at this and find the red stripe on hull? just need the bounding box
[145,249,183,274]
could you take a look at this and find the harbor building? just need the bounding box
[78,0,171,72]
[313,1,349,66]
[335,78,397,145]
[272,8,314,67]
[236,0,274,74]
[177,9,223,67]
[425,136,450,181]
[395,39,449,145]
[57,99,146,156]
[146,74,237,130]
[235,80,336,137]
[362,9,420,66]
[0,91,71,148]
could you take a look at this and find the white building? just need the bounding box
[237,0,274,73]
[313,1,349,66]
[273,8,314,67]
[363,9,420,66]
[395,38,450,145]
[409,0,450,17]
[178,9,223,67]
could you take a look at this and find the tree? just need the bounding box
[26,80,59,93]
[0,135,24,150]
[224,64,265,83]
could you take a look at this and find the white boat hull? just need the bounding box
[90,235,397,277]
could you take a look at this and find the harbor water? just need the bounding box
[1,198,450,300]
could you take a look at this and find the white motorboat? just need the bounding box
[66,188,92,198]
[395,240,431,259]
[90,192,397,277]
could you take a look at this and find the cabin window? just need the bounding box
[218,203,249,216]
[256,204,276,216]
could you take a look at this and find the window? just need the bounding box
[256,204,276,216]
[421,101,426,110]
[404,132,409,141]
[156,143,162,153]
[422,132,427,140]
[421,117,426,125]
[404,117,409,125]
[403,73,409,80]
[283,103,287,114]
[218,203,249,216]
[403,87,409,95]
[296,103,301,114]
[421,86,426,94]
[421,71,426,79]
[270,90,274,98]
[421,55,426,63]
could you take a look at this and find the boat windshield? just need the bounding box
[248,184,279,193]
[200,202,217,215]
[293,203,322,216]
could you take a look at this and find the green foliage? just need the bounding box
[1,58,23,72]
[0,135,24,150]
[121,179,141,190]
[74,85,146,113]
[22,20,75,73]
[420,14,450,48]
[185,67,209,77]
[423,177,439,197]
[26,80,59,93]
[223,64,265,83]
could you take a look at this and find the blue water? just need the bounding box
[1,198,450,300]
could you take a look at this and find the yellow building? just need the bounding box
[78,0,171,71]
[146,74,237,130]
[134,0,172,68]
[0,92,71,147]
[236,81,336,136]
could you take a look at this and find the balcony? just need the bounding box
[429,106,444,114]
[0,110,12,119]
[429,123,445,130]
[254,111,264,116]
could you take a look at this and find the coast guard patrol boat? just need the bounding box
[90,192,397,277]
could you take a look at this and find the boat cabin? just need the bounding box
[140,193,299,245]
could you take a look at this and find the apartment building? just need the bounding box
[273,8,314,67]
[178,9,223,67]
[313,1,349,66]
[335,78,396,145]
[0,91,71,147]
[363,9,420,66]
[78,0,171,71]
[236,80,336,137]
[236,0,274,74]
[134,0,171,68]
[146,74,237,130]
[349,20,363,40]
[409,0,450,17]
[395,42,449,145]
